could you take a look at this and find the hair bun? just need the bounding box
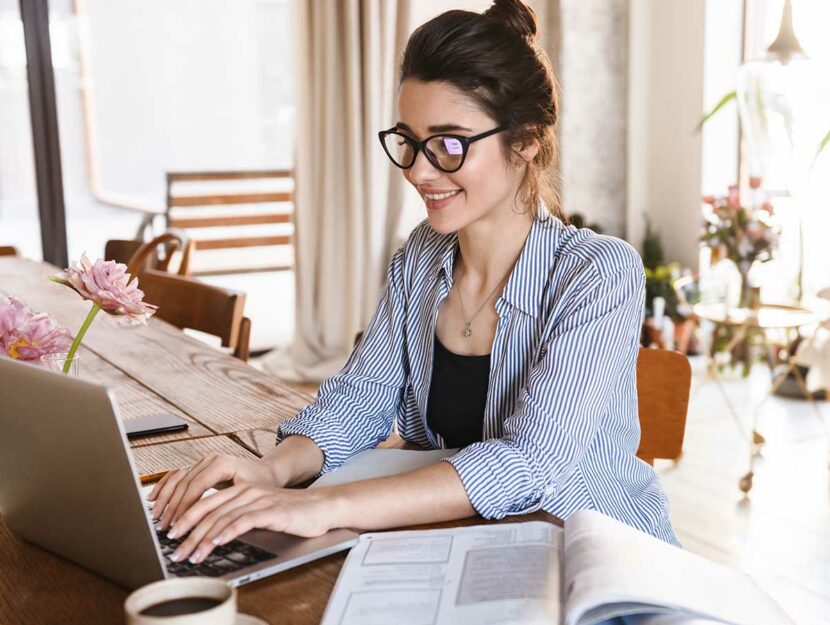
[484,0,538,41]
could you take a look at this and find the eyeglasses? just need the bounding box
[378,126,507,174]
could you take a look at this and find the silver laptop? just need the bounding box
[0,357,358,589]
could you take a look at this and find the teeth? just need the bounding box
[425,190,460,201]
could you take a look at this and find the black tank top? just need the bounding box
[426,334,491,448]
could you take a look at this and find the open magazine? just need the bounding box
[320,509,794,625]
[309,449,793,625]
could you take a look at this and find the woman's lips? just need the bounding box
[424,189,462,211]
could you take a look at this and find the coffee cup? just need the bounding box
[124,577,236,625]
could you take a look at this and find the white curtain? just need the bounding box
[261,0,411,382]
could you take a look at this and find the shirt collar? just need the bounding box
[500,218,557,318]
[432,217,560,319]
[434,233,459,284]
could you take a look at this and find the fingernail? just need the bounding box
[167,527,178,539]
[189,550,201,564]
[212,535,223,545]
[170,551,181,562]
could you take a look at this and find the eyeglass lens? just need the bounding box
[382,133,466,172]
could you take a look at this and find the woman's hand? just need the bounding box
[148,453,283,531]
[166,484,341,564]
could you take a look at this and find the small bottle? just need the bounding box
[661,316,675,351]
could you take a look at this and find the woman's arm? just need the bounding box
[166,462,475,564]
[151,240,415,528]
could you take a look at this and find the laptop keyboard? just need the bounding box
[156,529,276,578]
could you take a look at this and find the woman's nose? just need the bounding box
[407,150,441,185]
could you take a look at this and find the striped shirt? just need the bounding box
[277,216,679,545]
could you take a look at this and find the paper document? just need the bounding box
[320,521,563,625]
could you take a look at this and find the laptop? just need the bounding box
[0,357,358,589]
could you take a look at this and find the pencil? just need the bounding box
[139,470,169,485]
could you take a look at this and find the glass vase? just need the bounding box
[39,352,80,376]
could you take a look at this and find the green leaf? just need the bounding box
[817,127,830,159]
[695,91,736,132]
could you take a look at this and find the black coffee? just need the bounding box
[139,596,223,617]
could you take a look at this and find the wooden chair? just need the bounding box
[137,269,251,361]
[104,231,193,277]
[165,170,294,275]
[0,246,19,256]
[636,347,692,465]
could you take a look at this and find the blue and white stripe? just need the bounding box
[278,216,679,545]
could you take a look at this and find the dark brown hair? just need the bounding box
[399,0,562,219]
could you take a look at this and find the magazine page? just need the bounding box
[321,521,563,625]
[562,510,795,625]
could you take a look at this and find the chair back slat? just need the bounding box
[138,269,250,361]
[105,232,192,277]
[165,169,294,275]
[104,240,142,266]
[636,347,691,464]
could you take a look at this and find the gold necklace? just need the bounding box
[455,273,511,338]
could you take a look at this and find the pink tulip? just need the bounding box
[0,296,71,362]
[0,296,30,339]
[52,253,157,326]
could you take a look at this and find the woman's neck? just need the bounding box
[456,209,533,288]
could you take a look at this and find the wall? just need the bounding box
[558,0,629,237]
[627,0,706,268]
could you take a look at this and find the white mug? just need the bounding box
[124,577,237,625]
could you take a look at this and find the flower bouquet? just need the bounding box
[700,181,780,375]
[700,180,779,308]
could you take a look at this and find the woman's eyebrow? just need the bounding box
[395,122,473,133]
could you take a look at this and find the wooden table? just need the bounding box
[0,257,557,624]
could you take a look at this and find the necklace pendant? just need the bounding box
[463,322,472,338]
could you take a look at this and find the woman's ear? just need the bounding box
[513,127,540,163]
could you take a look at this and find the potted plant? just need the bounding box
[641,220,697,353]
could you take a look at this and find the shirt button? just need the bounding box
[544,485,555,495]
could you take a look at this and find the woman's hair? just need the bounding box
[400,0,562,220]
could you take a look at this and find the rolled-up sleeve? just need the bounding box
[446,265,644,519]
[276,247,408,473]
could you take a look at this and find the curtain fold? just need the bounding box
[261,0,410,383]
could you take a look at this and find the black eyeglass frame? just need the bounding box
[378,125,508,173]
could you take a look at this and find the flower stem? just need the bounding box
[63,303,101,374]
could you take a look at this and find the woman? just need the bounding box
[150,0,679,564]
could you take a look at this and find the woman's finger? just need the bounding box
[147,469,175,501]
[166,456,238,529]
[150,468,189,522]
[190,503,275,563]
[171,488,269,562]
[169,482,256,541]
[159,457,217,530]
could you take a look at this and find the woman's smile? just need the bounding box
[423,188,463,210]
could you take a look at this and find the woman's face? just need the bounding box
[397,79,527,235]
